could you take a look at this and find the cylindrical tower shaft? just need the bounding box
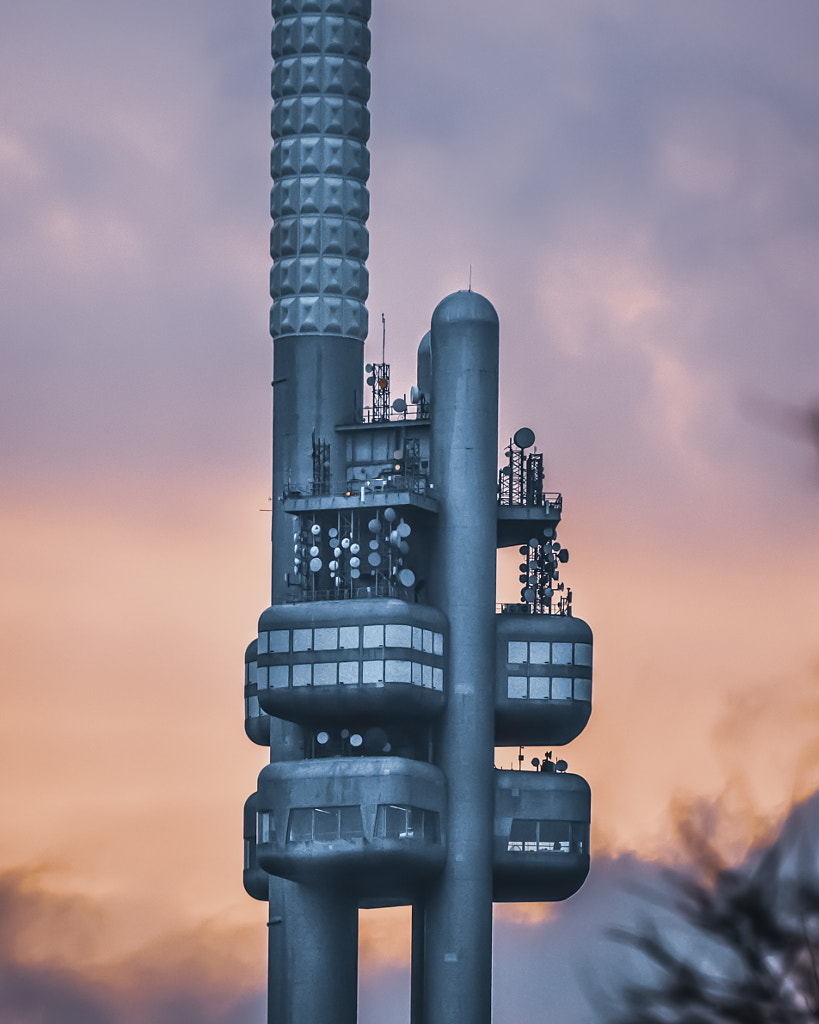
[425,291,500,1024]
[270,0,371,604]
[267,3,371,1022]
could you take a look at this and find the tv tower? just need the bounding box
[242,2,593,1022]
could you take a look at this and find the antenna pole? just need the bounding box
[382,312,386,364]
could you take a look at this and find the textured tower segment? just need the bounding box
[270,0,370,342]
[269,0,372,604]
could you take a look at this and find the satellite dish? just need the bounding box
[317,731,330,745]
[384,507,396,522]
[351,568,360,579]
[523,588,536,602]
[341,537,350,549]
[518,563,528,572]
[399,541,410,555]
[531,757,540,768]
[556,759,568,772]
[514,427,536,449]
[378,377,388,390]
[397,521,411,538]
[543,527,555,539]
[365,363,373,372]
[552,542,561,552]
[543,587,553,599]
[528,537,539,548]
[368,518,381,533]
[309,557,322,572]
[329,560,338,571]
[349,733,363,748]
[410,385,422,404]
[350,543,359,554]
[398,567,416,587]
[309,545,319,557]
[392,398,407,413]
[518,545,528,555]
[366,375,375,386]
[368,539,379,551]
[558,549,569,563]
[363,727,389,754]
[311,523,321,535]
[518,574,528,584]
[350,556,360,568]
[368,552,381,567]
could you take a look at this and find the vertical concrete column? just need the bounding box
[425,291,500,1024]
[269,0,371,601]
[266,5,370,1022]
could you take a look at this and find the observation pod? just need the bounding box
[256,599,447,725]
[493,769,590,902]
[244,639,271,746]
[495,614,592,746]
[256,756,445,904]
[243,793,269,901]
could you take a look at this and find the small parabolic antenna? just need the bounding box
[309,557,322,572]
[410,385,422,404]
[398,567,415,587]
[392,398,407,414]
[514,426,536,449]
[368,552,382,567]
[368,518,381,533]
[384,506,396,523]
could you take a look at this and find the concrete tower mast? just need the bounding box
[243,3,593,1022]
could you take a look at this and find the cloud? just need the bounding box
[0,865,265,1024]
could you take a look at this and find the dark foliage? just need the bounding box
[607,822,819,1024]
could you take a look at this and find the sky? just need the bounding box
[2,0,819,1020]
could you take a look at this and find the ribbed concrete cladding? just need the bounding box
[270,3,370,340]
[272,16,371,62]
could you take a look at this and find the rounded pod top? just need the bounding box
[431,290,499,331]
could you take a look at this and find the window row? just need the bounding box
[279,804,441,844]
[506,641,592,667]
[375,804,440,842]
[258,624,445,655]
[506,676,592,702]
[258,660,444,690]
[506,819,588,854]
[245,694,262,719]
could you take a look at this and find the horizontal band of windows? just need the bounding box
[506,641,592,667]
[506,818,588,855]
[257,661,444,690]
[258,625,444,655]
[506,676,592,701]
[287,805,364,843]
[375,804,440,842]
[282,805,441,844]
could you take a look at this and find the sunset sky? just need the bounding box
[2,1,819,1020]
